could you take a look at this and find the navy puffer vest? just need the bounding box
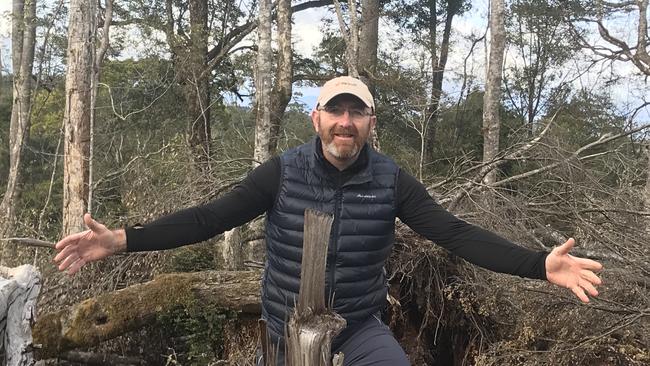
[262,137,400,348]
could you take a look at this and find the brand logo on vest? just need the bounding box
[356,194,376,199]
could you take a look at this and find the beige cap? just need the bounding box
[316,76,375,110]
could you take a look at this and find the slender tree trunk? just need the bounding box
[184,0,211,172]
[88,0,113,215]
[222,0,274,270]
[358,0,379,89]
[333,0,360,78]
[62,0,96,235]
[643,142,650,233]
[269,0,293,155]
[253,0,273,166]
[0,0,36,250]
[482,0,506,185]
[425,0,461,162]
[358,0,381,151]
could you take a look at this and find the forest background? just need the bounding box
[0,0,649,365]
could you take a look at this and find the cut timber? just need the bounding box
[32,270,261,358]
[0,265,42,366]
[284,209,346,366]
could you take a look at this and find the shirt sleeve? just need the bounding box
[126,157,281,251]
[396,169,548,280]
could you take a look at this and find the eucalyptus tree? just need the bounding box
[0,0,37,247]
[62,0,96,235]
[112,0,331,173]
[504,0,574,136]
[387,0,470,163]
[482,0,506,185]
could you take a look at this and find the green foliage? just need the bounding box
[548,89,626,149]
[504,0,577,127]
[166,244,217,273]
[157,302,238,365]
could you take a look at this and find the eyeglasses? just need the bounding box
[317,105,373,119]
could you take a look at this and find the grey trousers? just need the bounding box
[257,315,410,366]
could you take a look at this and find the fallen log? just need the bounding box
[32,270,262,358]
[0,265,42,366]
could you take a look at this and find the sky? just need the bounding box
[0,0,647,122]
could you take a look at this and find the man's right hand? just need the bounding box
[54,213,127,275]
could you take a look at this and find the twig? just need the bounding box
[2,238,57,249]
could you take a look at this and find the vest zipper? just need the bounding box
[328,188,343,306]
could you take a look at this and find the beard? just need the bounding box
[320,125,363,160]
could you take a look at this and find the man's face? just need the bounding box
[311,94,376,166]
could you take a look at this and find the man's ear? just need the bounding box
[311,109,320,133]
[369,115,377,130]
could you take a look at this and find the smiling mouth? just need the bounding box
[334,133,354,138]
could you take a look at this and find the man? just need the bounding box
[55,76,603,365]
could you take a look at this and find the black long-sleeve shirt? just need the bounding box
[126,148,548,280]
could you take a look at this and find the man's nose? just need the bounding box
[337,110,353,126]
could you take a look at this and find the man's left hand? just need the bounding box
[545,238,603,303]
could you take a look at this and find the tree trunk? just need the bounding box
[0,265,41,366]
[88,0,113,215]
[221,227,244,270]
[183,0,211,172]
[645,143,650,232]
[481,0,506,185]
[62,0,95,235]
[358,0,379,89]
[32,270,262,358]
[333,0,360,78]
[424,0,461,163]
[358,0,381,151]
[253,0,273,166]
[0,0,36,249]
[222,0,275,271]
[269,0,293,155]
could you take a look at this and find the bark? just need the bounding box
[481,0,506,185]
[222,0,276,271]
[333,0,360,77]
[358,0,379,89]
[253,0,273,166]
[222,227,244,270]
[184,0,211,170]
[164,0,211,172]
[269,0,293,155]
[88,0,113,214]
[284,209,346,366]
[0,0,36,247]
[645,143,650,232]
[0,265,42,366]
[358,0,381,151]
[62,0,95,235]
[424,0,461,162]
[32,270,262,358]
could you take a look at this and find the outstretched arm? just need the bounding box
[545,238,603,303]
[54,213,126,275]
[396,170,603,302]
[54,157,281,274]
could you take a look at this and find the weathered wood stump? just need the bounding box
[281,209,346,366]
[0,265,42,366]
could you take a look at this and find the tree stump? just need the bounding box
[0,265,42,366]
[281,209,346,366]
